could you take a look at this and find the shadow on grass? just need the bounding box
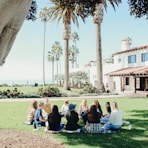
[57,109,148,148]
[58,127,147,148]
[129,110,148,118]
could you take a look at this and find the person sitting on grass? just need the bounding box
[42,98,51,120]
[34,102,46,131]
[46,105,64,131]
[100,102,111,123]
[85,105,102,133]
[65,104,82,131]
[60,100,69,117]
[103,102,122,133]
[79,99,89,125]
[24,100,38,125]
[92,99,103,116]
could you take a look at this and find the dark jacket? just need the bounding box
[65,111,81,130]
[48,112,61,131]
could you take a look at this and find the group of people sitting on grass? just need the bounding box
[24,98,123,133]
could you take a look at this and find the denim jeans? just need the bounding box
[103,123,121,132]
[100,116,109,123]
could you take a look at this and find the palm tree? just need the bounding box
[92,4,104,92]
[39,7,49,86]
[51,41,63,82]
[71,32,79,67]
[69,45,79,68]
[74,0,121,92]
[92,1,121,92]
[48,51,55,84]
[46,1,85,90]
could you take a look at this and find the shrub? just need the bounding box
[37,85,61,97]
[83,83,100,94]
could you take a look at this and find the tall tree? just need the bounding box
[45,0,85,90]
[51,41,63,77]
[48,51,55,84]
[40,0,121,91]
[71,32,79,67]
[93,4,104,92]
[39,7,50,86]
[128,0,148,19]
[92,1,121,92]
[74,0,121,92]
[69,45,79,68]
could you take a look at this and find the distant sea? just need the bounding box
[0,79,53,86]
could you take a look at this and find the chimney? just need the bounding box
[121,38,130,51]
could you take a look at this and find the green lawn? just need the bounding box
[0,97,148,148]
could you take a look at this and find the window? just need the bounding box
[141,52,148,62]
[128,55,136,63]
[125,77,129,85]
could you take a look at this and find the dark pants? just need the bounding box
[33,121,45,129]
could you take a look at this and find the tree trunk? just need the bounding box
[64,39,70,90]
[63,15,71,90]
[93,4,105,92]
[43,21,46,86]
[52,60,54,84]
[56,58,58,85]
[95,23,105,92]
[0,0,32,65]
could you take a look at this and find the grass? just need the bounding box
[0,97,148,148]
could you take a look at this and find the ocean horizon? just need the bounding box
[0,79,53,86]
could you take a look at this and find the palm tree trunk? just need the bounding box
[52,60,54,84]
[95,23,104,92]
[43,21,46,86]
[64,39,70,90]
[93,4,105,92]
[56,58,58,84]
[63,15,71,90]
[59,58,61,74]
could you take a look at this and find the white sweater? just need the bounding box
[109,110,122,126]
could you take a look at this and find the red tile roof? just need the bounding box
[106,66,148,76]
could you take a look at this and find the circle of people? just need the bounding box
[25,98,122,133]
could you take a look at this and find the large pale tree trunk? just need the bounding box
[63,15,71,90]
[64,39,70,90]
[93,4,105,92]
[0,0,32,65]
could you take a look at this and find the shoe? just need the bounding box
[33,128,39,131]
[24,121,31,125]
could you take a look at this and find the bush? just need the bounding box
[83,83,100,94]
[37,85,62,97]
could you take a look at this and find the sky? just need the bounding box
[0,0,148,85]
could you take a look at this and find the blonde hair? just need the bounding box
[31,100,38,110]
[82,99,87,105]
[93,100,101,107]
